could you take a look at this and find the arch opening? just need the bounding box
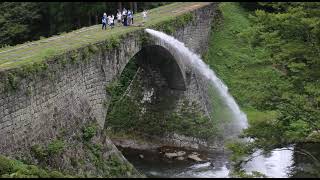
[105,44,187,136]
[133,45,186,91]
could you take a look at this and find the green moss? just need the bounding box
[88,44,99,53]
[102,154,137,178]
[82,124,97,141]
[110,36,120,49]
[3,60,51,93]
[139,33,152,47]
[48,170,65,178]
[175,12,194,29]
[70,51,79,64]
[31,139,65,162]
[0,155,70,178]
[70,157,78,168]
[6,72,18,91]
[30,144,48,161]
[59,55,68,67]
[105,36,121,50]
[47,139,65,156]
[81,47,90,63]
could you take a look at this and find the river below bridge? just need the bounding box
[117,143,320,178]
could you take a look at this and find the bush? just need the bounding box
[0,155,13,175]
[31,144,48,160]
[82,125,97,141]
[47,139,65,156]
[0,155,69,178]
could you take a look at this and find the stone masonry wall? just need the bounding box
[0,2,218,157]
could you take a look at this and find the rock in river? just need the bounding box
[188,154,203,162]
[164,151,186,159]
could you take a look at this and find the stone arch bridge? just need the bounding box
[0,2,218,155]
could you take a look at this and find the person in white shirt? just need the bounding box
[142,9,148,23]
[117,11,122,26]
[111,15,115,28]
[122,8,127,16]
[108,15,114,28]
[107,15,111,26]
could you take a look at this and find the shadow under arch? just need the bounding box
[121,44,187,91]
[105,44,188,135]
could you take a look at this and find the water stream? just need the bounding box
[145,28,248,138]
[116,29,317,178]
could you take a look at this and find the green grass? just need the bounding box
[204,2,282,123]
[0,2,209,70]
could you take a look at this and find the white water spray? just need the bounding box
[145,28,248,133]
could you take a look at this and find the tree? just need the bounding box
[0,2,44,46]
[240,2,320,146]
[133,2,138,13]
[118,2,122,11]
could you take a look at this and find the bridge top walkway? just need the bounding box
[0,2,211,72]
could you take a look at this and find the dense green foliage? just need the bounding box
[206,1,320,150]
[81,122,141,178]
[82,124,97,141]
[205,2,320,175]
[28,121,141,178]
[241,2,320,145]
[0,2,170,47]
[0,155,71,178]
[0,3,42,46]
[31,139,65,162]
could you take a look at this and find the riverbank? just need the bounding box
[107,129,219,153]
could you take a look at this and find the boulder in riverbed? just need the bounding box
[176,151,186,156]
[177,156,185,160]
[188,154,203,162]
[164,151,186,159]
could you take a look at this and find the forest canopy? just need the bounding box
[239,2,320,148]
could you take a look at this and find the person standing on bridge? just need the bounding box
[131,10,134,25]
[117,10,122,26]
[127,10,132,26]
[122,8,128,26]
[142,9,148,24]
[102,13,107,30]
[109,14,115,28]
[123,13,128,26]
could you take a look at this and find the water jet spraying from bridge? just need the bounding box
[145,28,248,138]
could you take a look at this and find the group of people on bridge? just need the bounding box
[102,8,148,30]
